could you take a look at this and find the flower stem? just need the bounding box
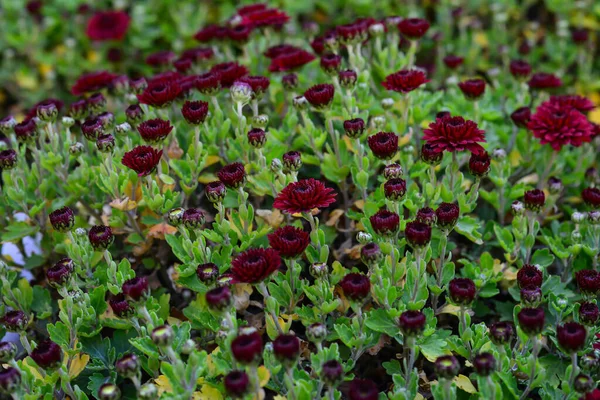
[258,282,284,334]
[519,336,540,400]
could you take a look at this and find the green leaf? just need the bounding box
[31,286,53,319]
[47,321,70,348]
[365,309,400,337]
[1,222,39,242]
[455,216,483,244]
[531,248,555,268]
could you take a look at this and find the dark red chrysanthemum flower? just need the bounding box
[137,81,182,108]
[382,69,429,93]
[348,378,379,400]
[443,55,464,69]
[528,72,562,90]
[206,286,232,311]
[181,100,209,125]
[423,115,486,154]
[194,24,228,43]
[458,79,486,100]
[523,189,545,211]
[147,71,181,86]
[416,207,436,226]
[49,207,75,232]
[511,107,531,128]
[237,6,290,29]
[195,71,221,95]
[468,151,490,177]
[320,53,342,75]
[217,162,246,188]
[210,62,248,88]
[228,25,253,43]
[268,226,310,258]
[13,119,37,142]
[1,310,28,332]
[273,334,301,363]
[273,179,337,214]
[473,353,496,377]
[405,221,432,248]
[45,258,72,288]
[310,36,326,56]
[577,270,600,296]
[398,18,430,39]
[528,102,594,151]
[282,73,298,90]
[434,355,460,379]
[180,47,214,64]
[361,243,382,265]
[122,146,163,176]
[367,132,399,160]
[580,302,599,325]
[489,321,514,345]
[224,370,250,397]
[122,276,149,301]
[448,278,476,305]
[571,28,589,44]
[518,307,545,335]
[509,60,532,79]
[384,178,407,201]
[86,11,130,41]
[549,95,595,114]
[304,84,335,109]
[88,225,114,250]
[145,50,176,68]
[31,340,62,370]
[238,76,270,98]
[231,331,263,364]
[231,248,281,283]
[335,21,368,44]
[321,360,344,386]
[269,49,316,72]
[109,294,134,317]
[71,71,118,95]
[264,44,302,59]
[68,99,88,120]
[582,187,600,209]
[196,263,218,284]
[0,149,17,170]
[137,119,173,144]
[370,210,400,236]
[436,202,460,228]
[282,151,302,171]
[399,310,426,336]
[421,143,443,165]
[557,322,587,352]
[339,273,371,301]
[27,98,63,121]
[517,264,543,288]
[343,118,365,138]
[205,181,227,203]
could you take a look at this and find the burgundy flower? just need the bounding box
[137,81,182,108]
[511,107,531,128]
[129,77,148,94]
[218,162,246,188]
[436,202,459,228]
[109,294,133,317]
[383,163,403,180]
[1,311,28,332]
[421,143,443,165]
[348,378,379,400]
[339,273,371,301]
[336,21,368,44]
[384,178,407,201]
[145,50,176,68]
[370,210,400,236]
[245,128,265,148]
[13,119,37,142]
[0,150,17,170]
[449,278,476,305]
[530,103,593,150]
[557,322,587,353]
[31,340,62,370]
[572,28,589,44]
[520,285,542,307]
[398,18,430,39]
[122,146,162,176]
[423,115,486,154]
[580,302,599,325]
[205,181,227,203]
[237,6,290,29]
[509,60,532,79]
[473,353,496,376]
[528,72,562,90]
[468,151,491,177]
[282,151,302,172]
[29,99,63,121]
[361,243,382,265]
[181,100,209,125]
[231,248,281,283]
[382,69,429,93]
[517,307,545,335]
[320,53,342,75]
[237,76,270,99]
[210,62,248,88]
[399,310,426,336]
[196,263,218,285]
[228,25,253,43]
[343,118,365,139]
[115,354,140,378]
[181,47,214,63]
[523,189,545,211]
[405,221,432,248]
[194,24,228,43]
[339,69,358,88]
[224,370,250,398]
[443,55,463,69]
[321,360,343,386]
[87,93,106,113]
[282,73,298,90]
[458,79,486,100]
[88,225,114,250]
[268,226,310,258]
[434,355,460,379]
[123,105,143,126]
[273,334,300,363]
[68,99,88,120]
[205,286,232,311]
[582,188,600,209]
[231,331,263,364]
[182,208,205,229]
[0,366,21,394]
[416,207,436,226]
[264,44,302,59]
[273,179,337,214]
[576,270,600,296]
[86,11,130,41]
[367,132,399,160]
[49,207,75,232]
[196,71,221,95]
[137,119,173,144]
[71,71,117,95]
[268,49,316,72]
[489,321,514,345]
[304,84,335,109]
[550,95,595,114]
[517,264,543,288]
[122,276,149,301]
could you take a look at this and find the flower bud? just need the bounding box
[589,211,600,225]
[231,331,263,364]
[46,258,73,288]
[292,95,309,111]
[31,340,62,370]
[524,189,545,212]
[218,163,246,189]
[36,101,59,123]
[62,116,75,127]
[339,69,357,89]
[125,104,144,125]
[87,93,107,114]
[88,225,114,250]
[252,114,269,129]
[206,286,232,311]
[517,264,543,289]
[448,278,476,305]
[309,262,328,279]
[399,310,426,337]
[182,208,205,229]
[320,53,342,75]
[434,355,460,380]
[557,322,587,353]
[520,285,542,307]
[473,352,496,376]
[405,221,432,248]
[224,370,250,399]
[98,383,121,400]
[197,263,219,285]
[321,360,343,387]
[517,307,545,336]
[167,207,185,226]
[49,206,75,232]
[468,152,491,177]
[205,181,227,203]
[247,128,266,149]
[360,243,382,266]
[371,115,386,129]
[574,373,594,394]
[511,201,525,215]
[383,163,403,179]
[122,277,149,302]
[572,212,587,223]
[230,81,253,105]
[97,112,115,130]
[2,310,28,332]
[283,151,302,172]
[130,77,148,94]
[0,367,21,395]
[343,118,365,139]
[421,143,443,166]
[0,150,17,170]
[270,158,283,173]
[384,178,407,201]
[0,342,17,363]
[273,334,300,366]
[69,142,85,156]
[81,117,104,141]
[96,134,115,153]
[115,122,131,134]
[306,323,327,344]
[0,116,16,134]
[579,302,599,326]
[151,325,174,347]
[381,98,394,110]
[370,210,400,237]
[356,231,372,244]
[282,74,298,90]
[75,227,87,237]
[116,353,140,378]
[492,148,506,160]
[369,23,385,37]
[488,321,514,345]
[416,207,436,226]
[580,353,598,372]
[547,177,563,194]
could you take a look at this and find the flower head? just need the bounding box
[268,226,310,258]
[370,210,400,236]
[109,294,134,318]
[458,79,486,100]
[443,55,464,69]
[517,307,545,335]
[528,102,594,151]
[0,150,17,170]
[273,334,301,364]
[339,273,371,301]
[348,378,379,400]
[511,107,531,128]
[473,353,496,376]
[517,265,543,288]
[405,221,432,248]
[304,84,335,109]
[384,178,407,201]
[71,71,117,95]
[224,370,250,398]
[137,81,182,108]
[579,302,599,325]
[557,322,587,353]
[231,331,263,364]
[523,189,545,212]
[576,270,600,296]
[0,366,21,394]
[268,49,316,72]
[218,162,246,188]
[273,179,336,214]
[210,62,248,88]
[367,132,399,159]
[399,310,426,336]
[398,18,430,39]
[382,69,429,93]
[196,72,221,95]
[122,146,163,176]
[137,119,173,144]
[423,115,486,154]
[528,72,562,90]
[206,286,232,311]
[86,10,130,41]
[122,277,149,301]
[489,321,514,345]
[1,311,28,332]
[436,203,459,229]
[468,151,491,177]
[549,95,595,114]
[181,101,209,125]
[509,60,532,79]
[30,341,62,371]
[448,278,476,305]
[49,207,75,232]
[88,225,114,250]
[434,355,460,379]
[231,248,281,283]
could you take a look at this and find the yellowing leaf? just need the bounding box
[354,200,365,211]
[273,396,287,400]
[154,375,173,395]
[474,32,489,47]
[68,354,89,379]
[415,394,425,400]
[257,365,270,387]
[454,374,476,394]
[438,304,462,316]
[109,197,138,211]
[398,133,412,147]
[193,384,223,400]
[255,209,284,228]
[204,155,221,169]
[198,173,217,184]
[147,223,178,240]
[326,209,344,227]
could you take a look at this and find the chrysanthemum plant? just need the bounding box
[0,1,599,400]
